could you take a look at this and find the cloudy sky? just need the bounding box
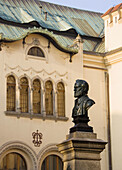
[40,0,122,13]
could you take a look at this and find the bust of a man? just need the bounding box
[72,79,95,118]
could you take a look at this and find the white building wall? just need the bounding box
[104,10,122,52]
[109,61,122,170]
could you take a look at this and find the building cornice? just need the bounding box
[83,47,122,69]
[83,52,105,70]
[104,47,122,66]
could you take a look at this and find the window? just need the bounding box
[5,75,68,121]
[115,16,117,23]
[33,79,41,114]
[41,155,63,170]
[45,80,53,115]
[57,82,65,117]
[20,77,28,113]
[7,75,16,111]
[0,152,27,170]
[28,46,45,57]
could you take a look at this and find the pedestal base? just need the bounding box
[57,131,107,170]
[70,116,93,133]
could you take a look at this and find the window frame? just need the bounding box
[32,78,41,114]
[26,45,48,62]
[28,46,45,58]
[6,75,16,112]
[45,80,53,115]
[20,77,29,113]
[57,82,65,117]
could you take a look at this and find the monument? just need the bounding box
[57,79,107,170]
[70,79,95,133]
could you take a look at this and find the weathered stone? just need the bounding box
[57,131,107,170]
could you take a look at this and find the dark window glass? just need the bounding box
[0,152,27,170]
[45,81,53,115]
[7,75,16,111]
[20,77,28,113]
[28,47,45,57]
[33,79,41,114]
[57,82,65,117]
[41,155,63,170]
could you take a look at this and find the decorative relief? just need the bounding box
[4,64,68,77]
[32,130,43,147]
[0,141,37,170]
[33,38,40,46]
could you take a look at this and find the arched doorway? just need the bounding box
[41,154,63,170]
[0,152,27,170]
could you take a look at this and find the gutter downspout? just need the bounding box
[105,72,112,170]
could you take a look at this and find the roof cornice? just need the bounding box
[0,27,78,54]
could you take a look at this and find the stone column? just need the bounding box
[57,131,107,170]
[30,87,33,114]
[42,86,46,117]
[16,82,21,113]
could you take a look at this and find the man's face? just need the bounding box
[74,82,84,98]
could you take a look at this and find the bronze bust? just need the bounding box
[70,79,95,133]
[72,79,95,118]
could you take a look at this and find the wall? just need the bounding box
[83,53,108,170]
[104,10,122,52]
[108,61,122,170]
[0,33,83,168]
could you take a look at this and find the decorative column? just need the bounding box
[16,81,21,113]
[57,79,107,170]
[30,86,33,114]
[42,85,46,117]
[54,86,58,117]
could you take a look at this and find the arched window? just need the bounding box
[41,155,63,170]
[28,46,45,57]
[57,82,65,117]
[7,75,16,111]
[33,79,41,114]
[45,80,53,115]
[0,152,27,170]
[20,77,28,113]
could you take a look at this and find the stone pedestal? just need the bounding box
[57,131,107,170]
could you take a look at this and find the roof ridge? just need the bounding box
[102,3,122,17]
[39,0,103,14]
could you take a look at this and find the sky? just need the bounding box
[40,0,122,13]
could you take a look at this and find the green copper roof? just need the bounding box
[0,0,105,53]
[0,0,104,38]
[0,23,78,53]
[0,23,104,53]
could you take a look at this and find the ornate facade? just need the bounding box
[0,1,121,170]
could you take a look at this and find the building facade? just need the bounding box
[0,0,121,170]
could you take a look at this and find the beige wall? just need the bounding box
[83,59,108,170]
[0,33,83,169]
[0,33,109,170]
[108,60,122,170]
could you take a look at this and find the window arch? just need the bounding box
[57,82,65,117]
[0,152,27,170]
[41,155,63,170]
[33,79,41,114]
[20,77,28,113]
[45,80,53,115]
[28,46,45,57]
[7,75,16,111]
